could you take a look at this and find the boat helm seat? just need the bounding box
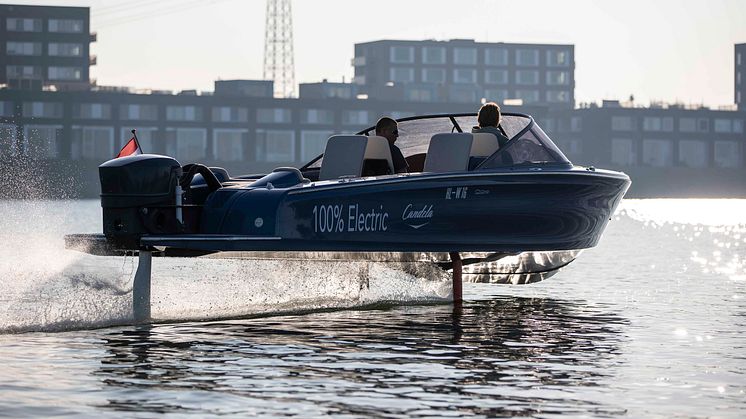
[424,133,498,173]
[319,135,394,180]
[471,133,500,157]
[469,132,500,169]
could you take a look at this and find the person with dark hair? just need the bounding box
[472,102,509,148]
[375,117,409,173]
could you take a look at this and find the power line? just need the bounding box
[92,0,166,17]
[94,0,233,29]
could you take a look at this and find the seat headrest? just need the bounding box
[424,133,473,173]
[319,135,394,180]
[471,132,499,157]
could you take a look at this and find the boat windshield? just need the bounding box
[302,113,569,169]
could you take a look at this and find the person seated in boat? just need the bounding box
[472,102,509,148]
[375,117,409,174]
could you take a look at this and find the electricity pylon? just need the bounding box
[263,0,295,98]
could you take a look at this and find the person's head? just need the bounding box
[477,102,501,128]
[375,117,399,144]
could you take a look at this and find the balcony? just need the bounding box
[89,55,97,65]
[89,32,97,42]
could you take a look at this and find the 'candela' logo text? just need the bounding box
[402,204,434,229]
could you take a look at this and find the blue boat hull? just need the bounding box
[184,167,629,253]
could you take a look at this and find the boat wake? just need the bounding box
[0,231,450,334]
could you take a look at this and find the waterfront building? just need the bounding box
[1,3,94,91]
[547,100,746,196]
[353,39,574,107]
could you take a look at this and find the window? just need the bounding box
[48,43,83,57]
[7,65,41,78]
[738,72,742,85]
[734,119,744,133]
[166,106,201,121]
[326,85,352,99]
[23,102,63,118]
[515,89,539,104]
[611,139,636,166]
[570,116,582,132]
[546,90,570,103]
[484,69,508,85]
[75,103,111,119]
[643,117,673,132]
[714,141,741,168]
[48,19,83,33]
[72,126,114,160]
[120,104,158,121]
[165,128,207,161]
[547,50,570,67]
[0,101,12,117]
[390,46,414,63]
[449,86,478,103]
[546,70,569,85]
[301,109,334,124]
[0,124,19,157]
[714,118,732,133]
[697,118,710,132]
[212,106,249,123]
[343,110,369,125]
[642,139,673,167]
[678,140,708,168]
[738,52,742,66]
[612,116,634,131]
[24,125,60,158]
[516,70,539,85]
[407,87,435,102]
[484,48,508,66]
[516,49,539,66]
[6,18,42,32]
[678,117,696,132]
[389,67,414,83]
[453,68,477,84]
[6,42,41,56]
[120,127,157,154]
[255,129,295,162]
[48,66,82,81]
[422,46,445,64]
[301,130,332,161]
[213,129,247,161]
[257,108,291,123]
[422,68,446,83]
[453,47,477,65]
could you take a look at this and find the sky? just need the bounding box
[10,0,746,107]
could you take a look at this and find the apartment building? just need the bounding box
[353,39,574,107]
[1,3,94,90]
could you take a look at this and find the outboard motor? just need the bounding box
[99,154,182,249]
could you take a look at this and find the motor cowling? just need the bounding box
[99,154,182,249]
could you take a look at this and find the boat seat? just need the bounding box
[469,132,500,170]
[424,132,499,173]
[319,135,394,180]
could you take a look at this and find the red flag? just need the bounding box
[116,132,142,158]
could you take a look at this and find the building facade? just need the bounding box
[1,4,94,90]
[353,39,574,107]
[546,101,746,196]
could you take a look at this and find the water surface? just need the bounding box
[0,199,744,417]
